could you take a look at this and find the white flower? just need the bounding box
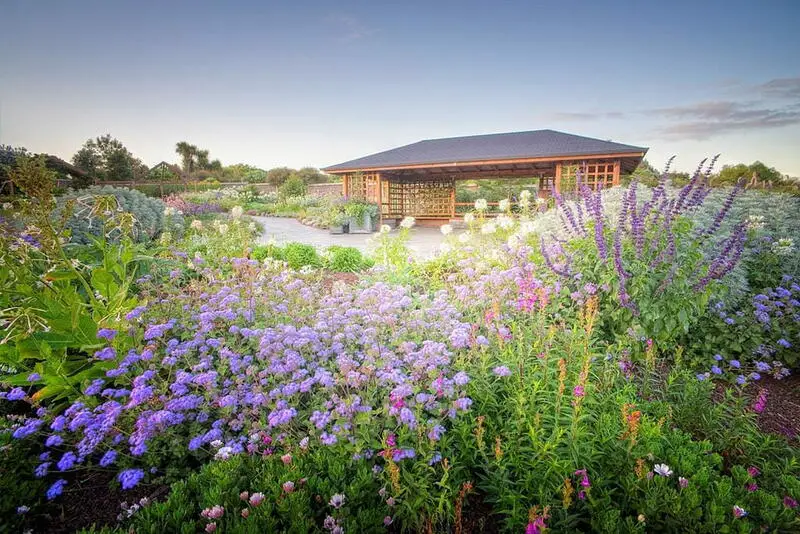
[248,222,256,232]
[497,214,515,230]
[439,242,452,254]
[380,224,391,234]
[215,446,234,460]
[209,439,223,449]
[267,237,277,247]
[463,213,475,224]
[163,207,178,217]
[507,234,521,248]
[536,197,547,205]
[519,197,530,208]
[458,232,471,244]
[653,464,673,477]
[772,238,794,256]
[190,219,203,230]
[474,198,488,211]
[519,221,536,235]
[746,214,764,231]
[2,202,12,210]
[440,224,453,235]
[400,216,415,229]
[481,222,497,235]
[218,224,229,235]
[519,190,531,200]
[498,199,510,212]
[231,206,244,219]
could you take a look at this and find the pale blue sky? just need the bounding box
[1,0,799,175]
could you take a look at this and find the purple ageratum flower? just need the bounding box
[35,462,50,478]
[777,338,792,349]
[492,366,512,377]
[736,375,747,385]
[57,451,77,471]
[730,360,741,369]
[6,387,26,401]
[713,354,723,361]
[710,366,722,375]
[118,468,145,490]
[95,347,116,361]
[99,450,117,467]
[125,306,147,321]
[97,328,117,340]
[45,434,63,447]
[27,372,41,382]
[453,397,473,411]
[427,425,446,441]
[46,479,67,500]
[84,378,105,396]
[452,371,469,386]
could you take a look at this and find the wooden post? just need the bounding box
[342,174,349,197]
[554,163,562,195]
[450,179,456,218]
[612,160,621,186]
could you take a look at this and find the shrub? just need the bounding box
[56,186,183,244]
[283,242,319,269]
[279,175,307,198]
[326,246,366,272]
[250,243,284,262]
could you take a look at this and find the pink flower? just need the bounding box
[732,505,747,518]
[241,508,250,518]
[205,523,217,533]
[239,491,249,501]
[383,516,393,526]
[746,483,758,492]
[784,496,798,509]
[249,492,265,507]
[574,468,591,488]
[747,466,760,478]
[282,481,295,493]
[752,389,768,413]
[386,433,396,447]
[573,385,585,398]
[525,517,547,534]
[281,454,292,465]
[201,505,224,519]
[678,477,688,488]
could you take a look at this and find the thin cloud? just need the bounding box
[327,15,376,42]
[547,77,800,140]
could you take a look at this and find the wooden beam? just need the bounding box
[613,160,621,186]
[555,163,562,194]
[326,152,646,174]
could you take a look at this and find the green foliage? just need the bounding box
[56,186,183,244]
[279,175,308,198]
[71,134,149,182]
[283,242,320,270]
[325,246,368,272]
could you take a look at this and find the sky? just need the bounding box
[1,0,799,176]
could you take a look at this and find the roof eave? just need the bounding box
[324,150,647,174]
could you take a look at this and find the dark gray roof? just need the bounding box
[324,129,647,172]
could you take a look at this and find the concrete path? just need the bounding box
[252,216,445,259]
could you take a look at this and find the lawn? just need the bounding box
[1,156,799,533]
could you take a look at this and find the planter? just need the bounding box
[348,212,374,234]
[329,224,346,234]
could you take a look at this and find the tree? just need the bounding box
[175,142,196,174]
[714,161,785,187]
[296,167,330,184]
[71,134,144,182]
[267,167,294,186]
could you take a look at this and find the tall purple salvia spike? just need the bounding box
[699,180,745,238]
[540,236,570,277]
[673,158,707,215]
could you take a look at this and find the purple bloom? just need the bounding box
[777,338,792,349]
[57,451,77,471]
[99,450,118,467]
[46,479,67,500]
[710,365,722,375]
[492,366,512,377]
[95,347,116,361]
[713,354,723,361]
[736,375,747,385]
[6,387,26,401]
[730,360,741,369]
[97,328,118,340]
[27,372,41,382]
[118,468,145,490]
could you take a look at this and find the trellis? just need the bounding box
[556,160,620,195]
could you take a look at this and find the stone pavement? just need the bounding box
[252,216,446,259]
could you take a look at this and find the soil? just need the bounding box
[319,272,360,291]
[27,471,168,534]
[751,374,800,443]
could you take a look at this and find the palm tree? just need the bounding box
[175,142,195,174]
[196,149,210,170]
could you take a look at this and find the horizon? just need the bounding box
[2,0,799,176]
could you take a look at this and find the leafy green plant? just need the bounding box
[279,175,308,198]
[283,242,320,270]
[325,246,366,272]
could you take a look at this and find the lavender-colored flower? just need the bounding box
[329,493,345,509]
[710,366,722,375]
[100,450,118,467]
[97,328,118,340]
[6,387,26,401]
[17,505,30,514]
[95,347,116,361]
[492,365,511,377]
[26,372,41,382]
[732,505,747,518]
[118,468,145,490]
[47,479,67,500]
[730,360,741,369]
[653,464,672,477]
[777,338,792,349]
[678,477,688,488]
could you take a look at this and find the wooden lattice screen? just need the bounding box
[556,160,620,195]
[384,177,455,219]
[344,172,381,203]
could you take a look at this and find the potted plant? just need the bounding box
[329,210,349,234]
[344,201,378,233]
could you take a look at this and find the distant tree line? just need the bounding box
[627,158,797,191]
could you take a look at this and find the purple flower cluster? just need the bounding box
[3,260,476,498]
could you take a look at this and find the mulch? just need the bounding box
[27,471,168,534]
[750,374,800,443]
